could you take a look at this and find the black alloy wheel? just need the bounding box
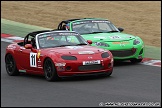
[5,54,19,76]
[44,58,60,81]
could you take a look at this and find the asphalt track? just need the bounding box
[1,41,161,107]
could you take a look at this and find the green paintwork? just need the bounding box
[68,18,145,61]
[82,33,144,60]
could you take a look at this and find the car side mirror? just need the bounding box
[118,27,124,32]
[25,44,33,49]
[87,40,92,44]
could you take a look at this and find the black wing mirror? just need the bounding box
[118,27,124,32]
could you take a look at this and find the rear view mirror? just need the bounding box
[118,27,124,32]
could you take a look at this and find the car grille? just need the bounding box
[110,49,136,57]
[78,64,104,71]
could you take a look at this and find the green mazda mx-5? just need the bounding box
[57,18,144,63]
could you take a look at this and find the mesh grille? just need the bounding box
[78,64,104,71]
[110,49,136,57]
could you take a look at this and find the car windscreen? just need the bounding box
[37,32,88,48]
[72,20,119,35]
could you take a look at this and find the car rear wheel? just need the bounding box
[5,54,19,76]
[130,58,143,63]
[44,58,60,81]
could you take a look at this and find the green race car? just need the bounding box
[57,18,144,63]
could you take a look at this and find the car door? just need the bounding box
[18,47,41,71]
[14,45,31,70]
[17,35,38,71]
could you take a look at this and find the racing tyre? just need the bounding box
[130,58,143,63]
[102,69,113,77]
[105,71,112,77]
[44,58,60,81]
[5,54,19,76]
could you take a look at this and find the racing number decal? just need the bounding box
[30,53,37,67]
[110,36,121,39]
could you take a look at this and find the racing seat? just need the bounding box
[31,38,36,48]
[62,25,66,30]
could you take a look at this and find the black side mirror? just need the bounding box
[118,27,124,32]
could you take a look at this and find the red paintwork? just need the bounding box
[1,33,13,37]
[87,40,92,44]
[6,43,113,77]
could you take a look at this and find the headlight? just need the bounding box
[94,42,109,47]
[61,55,77,60]
[133,39,140,45]
[101,52,110,58]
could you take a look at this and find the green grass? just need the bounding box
[1,18,51,37]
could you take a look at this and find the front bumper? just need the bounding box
[92,41,144,61]
[98,44,145,60]
[57,67,113,77]
[110,47,144,60]
[54,59,113,77]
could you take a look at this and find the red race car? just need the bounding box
[5,30,114,81]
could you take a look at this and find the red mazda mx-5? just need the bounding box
[5,30,114,81]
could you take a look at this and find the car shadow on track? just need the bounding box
[59,75,114,82]
[18,73,114,82]
[16,61,140,82]
[18,73,46,81]
[113,60,140,67]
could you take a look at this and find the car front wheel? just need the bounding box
[130,58,143,63]
[105,70,113,77]
[43,58,60,81]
